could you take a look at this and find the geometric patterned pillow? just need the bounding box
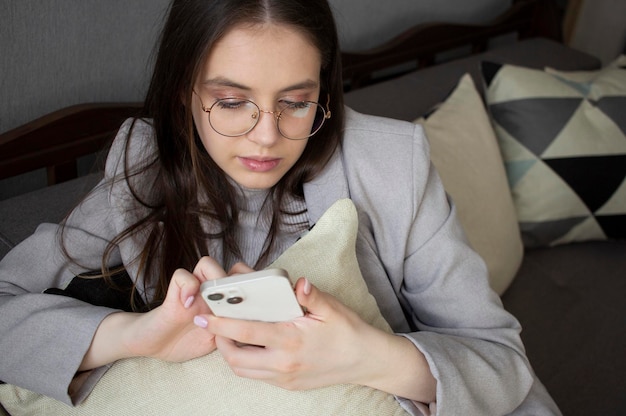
[482,56,626,248]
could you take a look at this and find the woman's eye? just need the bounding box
[282,101,314,119]
[292,101,311,110]
[281,100,311,110]
[215,99,247,110]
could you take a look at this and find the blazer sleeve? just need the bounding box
[0,118,154,405]
[340,110,536,414]
[398,126,535,414]
[399,127,561,415]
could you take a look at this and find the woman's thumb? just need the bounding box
[294,277,327,318]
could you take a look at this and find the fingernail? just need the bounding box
[194,315,208,328]
[184,296,195,309]
[304,278,312,295]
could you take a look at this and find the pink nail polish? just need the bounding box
[194,316,209,328]
[304,278,312,295]
[184,296,195,309]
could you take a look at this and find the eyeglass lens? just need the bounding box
[208,99,326,140]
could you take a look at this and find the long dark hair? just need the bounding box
[95,0,344,309]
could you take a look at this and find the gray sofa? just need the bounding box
[1,1,624,416]
[2,36,624,416]
[343,36,626,416]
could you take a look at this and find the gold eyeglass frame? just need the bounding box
[193,91,331,140]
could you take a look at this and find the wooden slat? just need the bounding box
[0,103,143,184]
[341,0,562,90]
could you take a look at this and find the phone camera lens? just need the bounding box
[208,293,224,301]
[227,296,244,304]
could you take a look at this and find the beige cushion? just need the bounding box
[0,199,408,416]
[414,73,523,295]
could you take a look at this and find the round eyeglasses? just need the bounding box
[194,92,332,140]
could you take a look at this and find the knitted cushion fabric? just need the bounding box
[0,199,408,416]
[415,73,523,295]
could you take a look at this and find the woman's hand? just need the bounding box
[121,264,218,362]
[79,257,241,370]
[196,277,437,402]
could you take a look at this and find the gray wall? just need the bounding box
[0,0,170,134]
[0,0,509,199]
[0,0,170,199]
[567,0,626,65]
[0,0,511,134]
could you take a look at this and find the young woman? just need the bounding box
[0,1,560,414]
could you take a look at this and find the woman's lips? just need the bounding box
[238,157,281,172]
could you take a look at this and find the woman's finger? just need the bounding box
[193,256,228,282]
[169,268,203,308]
[207,315,295,349]
[228,262,255,275]
[215,336,277,379]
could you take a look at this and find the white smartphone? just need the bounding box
[200,268,304,322]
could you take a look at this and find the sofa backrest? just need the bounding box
[330,0,512,51]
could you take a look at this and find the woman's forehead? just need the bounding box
[197,23,322,94]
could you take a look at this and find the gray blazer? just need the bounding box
[0,108,560,415]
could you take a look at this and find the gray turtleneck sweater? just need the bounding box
[227,186,308,270]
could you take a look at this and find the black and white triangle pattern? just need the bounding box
[482,57,626,247]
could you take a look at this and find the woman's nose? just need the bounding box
[245,110,282,147]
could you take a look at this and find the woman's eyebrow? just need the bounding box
[202,77,250,90]
[202,77,319,92]
[280,79,319,92]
